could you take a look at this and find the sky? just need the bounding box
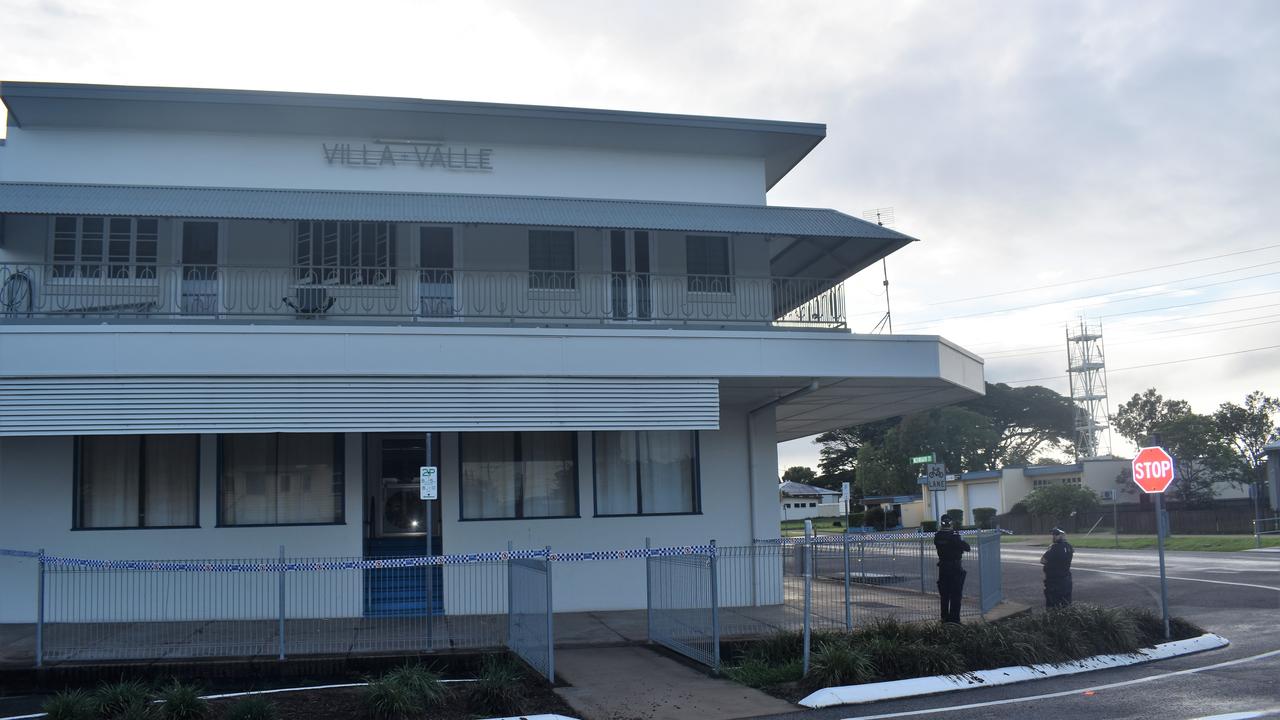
[1,0,1277,471]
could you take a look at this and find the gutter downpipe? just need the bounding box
[746,380,821,606]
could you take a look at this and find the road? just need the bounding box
[760,541,1280,720]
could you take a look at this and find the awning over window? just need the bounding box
[0,376,720,436]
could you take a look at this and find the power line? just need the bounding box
[923,242,1280,306]
[985,316,1280,360]
[897,268,1280,329]
[997,344,1280,385]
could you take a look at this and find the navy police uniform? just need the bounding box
[933,518,970,623]
[1041,529,1074,608]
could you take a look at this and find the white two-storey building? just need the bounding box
[0,82,984,623]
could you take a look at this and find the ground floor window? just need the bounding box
[75,435,199,529]
[459,432,578,520]
[219,433,344,526]
[593,431,699,516]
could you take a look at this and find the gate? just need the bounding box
[647,547,719,670]
[507,557,554,681]
[977,530,1003,613]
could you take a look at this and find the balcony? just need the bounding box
[0,262,846,329]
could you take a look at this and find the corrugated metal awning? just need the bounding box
[0,182,914,242]
[0,376,719,435]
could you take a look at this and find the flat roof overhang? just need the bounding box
[0,181,917,284]
[0,81,826,189]
[0,325,984,440]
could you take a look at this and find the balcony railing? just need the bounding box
[0,263,846,328]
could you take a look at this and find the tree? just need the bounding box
[781,465,818,485]
[1113,388,1242,507]
[1214,392,1280,501]
[815,419,897,479]
[1023,484,1100,525]
[1112,389,1192,447]
[963,383,1077,467]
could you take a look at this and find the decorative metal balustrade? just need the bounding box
[0,263,846,328]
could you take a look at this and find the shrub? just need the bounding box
[807,639,874,688]
[972,507,997,529]
[921,520,937,532]
[944,622,1045,669]
[849,512,865,528]
[362,677,417,720]
[725,657,804,688]
[382,664,446,708]
[1062,605,1140,655]
[222,697,278,720]
[1008,502,1028,515]
[945,509,964,526]
[95,679,153,719]
[467,654,529,716]
[862,636,964,680]
[865,506,886,529]
[155,681,209,720]
[42,690,95,720]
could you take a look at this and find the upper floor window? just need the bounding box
[53,216,159,280]
[685,235,732,293]
[75,435,199,529]
[295,221,395,286]
[528,230,576,290]
[219,433,345,526]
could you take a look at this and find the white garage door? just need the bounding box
[966,482,1001,521]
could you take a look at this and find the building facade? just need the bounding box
[0,82,985,622]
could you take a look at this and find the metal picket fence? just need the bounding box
[2,531,1003,674]
[647,541,719,669]
[507,556,554,682]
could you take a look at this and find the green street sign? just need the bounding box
[910,453,936,464]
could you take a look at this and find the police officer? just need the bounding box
[933,515,970,623]
[1041,527,1074,608]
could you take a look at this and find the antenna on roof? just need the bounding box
[863,208,895,334]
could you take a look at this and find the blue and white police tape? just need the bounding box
[0,544,717,573]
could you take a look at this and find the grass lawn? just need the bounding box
[781,518,851,536]
[1005,533,1280,551]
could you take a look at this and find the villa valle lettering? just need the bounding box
[322,142,494,171]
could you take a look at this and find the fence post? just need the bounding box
[645,537,653,642]
[859,536,867,584]
[709,539,720,671]
[842,533,851,631]
[919,532,926,594]
[1255,520,1262,549]
[506,541,514,646]
[545,545,554,682]
[277,545,286,661]
[803,519,812,676]
[35,548,44,669]
[976,533,986,619]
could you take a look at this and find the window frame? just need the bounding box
[294,220,397,287]
[527,228,578,292]
[457,431,581,521]
[50,216,161,282]
[684,234,733,294]
[591,430,702,517]
[72,435,201,531]
[216,433,347,528]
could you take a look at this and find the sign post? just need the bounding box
[421,434,438,648]
[1132,445,1176,639]
[925,463,947,524]
[841,481,852,531]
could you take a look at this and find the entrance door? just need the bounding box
[180,221,222,315]
[608,230,653,320]
[364,433,442,617]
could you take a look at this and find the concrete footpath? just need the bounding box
[554,645,795,720]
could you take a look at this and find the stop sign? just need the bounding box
[1132,446,1176,494]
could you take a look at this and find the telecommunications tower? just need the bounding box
[1066,318,1113,459]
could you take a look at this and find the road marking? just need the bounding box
[1004,561,1280,592]
[837,647,1280,720]
[1190,710,1280,720]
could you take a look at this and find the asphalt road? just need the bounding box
[759,542,1280,720]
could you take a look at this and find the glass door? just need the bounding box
[419,227,456,318]
[180,221,221,315]
[609,230,652,320]
[366,434,441,554]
